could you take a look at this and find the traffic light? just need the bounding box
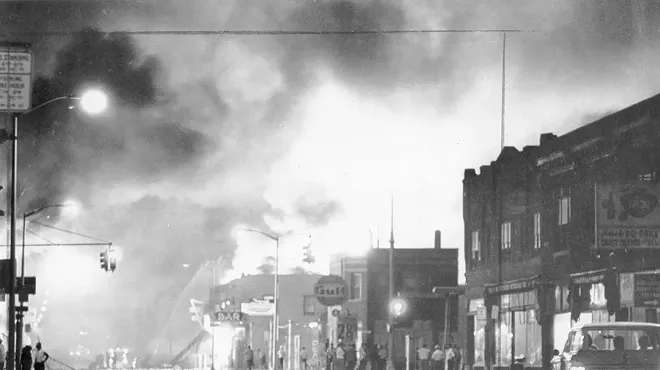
[302,243,315,264]
[389,297,411,328]
[108,249,117,272]
[100,250,109,271]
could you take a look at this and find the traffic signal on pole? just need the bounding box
[389,297,411,328]
[302,243,315,264]
[100,250,109,271]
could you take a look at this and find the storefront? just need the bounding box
[482,277,549,370]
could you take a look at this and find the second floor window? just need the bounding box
[350,273,362,300]
[501,222,511,250]
[533,212,541,249]
[303,295,316,315]
[471,231,481,261]
[558,196,571,225]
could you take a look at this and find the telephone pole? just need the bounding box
[387,196,395,370]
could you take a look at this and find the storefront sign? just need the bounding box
[571,270,607,285]
[491,305,499,319]
[620,273,634,305]
[485,278,537,295]
[597,182,660,249]
[477,306,487,321]
[634,274,660,307]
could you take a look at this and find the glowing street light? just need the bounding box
[78,89,109,115]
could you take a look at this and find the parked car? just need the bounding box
[553,322,660,370]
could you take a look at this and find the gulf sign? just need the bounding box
[314,275,348,307]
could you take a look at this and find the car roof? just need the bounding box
[571,322,660,330]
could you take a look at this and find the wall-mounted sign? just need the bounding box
[214,311,244,323]
[634,274,660,307]
[241,301,275,316]
[597,182,660,249]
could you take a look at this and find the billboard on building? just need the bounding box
[597,181,660,249]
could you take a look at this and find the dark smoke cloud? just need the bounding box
[257,257,276,275]
[294,186,343,227]
[16,28,210,215]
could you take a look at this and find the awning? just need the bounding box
[570,268,608,285]
[484,275,540,296]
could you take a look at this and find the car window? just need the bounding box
[581,329,660,351]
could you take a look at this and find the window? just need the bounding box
[558,196,571,225]
[303,295,316,315]
[501,222,512,250]
[533,212,541,249]
[402,271,418,293]
[471,231,481,261]
[349,273,362,300]
[639,172,654,181]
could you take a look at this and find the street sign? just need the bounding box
[635,274,660,307]
[337,315,357,345]
[0,48,33,112]
[214,310,244,322]
[314,275,348,306]
[241,301,275,316]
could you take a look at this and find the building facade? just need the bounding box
[464,92,660,370]
[330,232,460,368]
[209,274,327,368]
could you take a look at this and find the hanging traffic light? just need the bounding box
[108,250,117,272]
[100,250,109,271]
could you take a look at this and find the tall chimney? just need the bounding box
[434,230,442,249]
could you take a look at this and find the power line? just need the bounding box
[0,242,111,247]
[0,28,539,37]
[30,221,112,244]
[24,229,56,245]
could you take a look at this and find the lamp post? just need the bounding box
[5,89,108,370]
[16,203,72,358]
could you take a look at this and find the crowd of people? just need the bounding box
[242,340,463,370]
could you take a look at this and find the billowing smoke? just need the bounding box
[3,0,660,362]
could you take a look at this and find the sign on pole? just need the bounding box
[0,47,33,112]
[314,275,348,306]
[337,315,357,345]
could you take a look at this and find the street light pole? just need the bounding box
[240,228,280,370]
[388,196,395,370]
[7,113,18,370]
[16,204,71,364]
[3,92,108,370]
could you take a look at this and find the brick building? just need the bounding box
[463,92,660,369]
[329,232,460,368]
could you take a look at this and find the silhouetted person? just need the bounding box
[20,346,32,370]
[613,336,625,351]
[245,346,254,370]
[33,343,48,370]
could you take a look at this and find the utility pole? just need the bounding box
[387,196,395,370]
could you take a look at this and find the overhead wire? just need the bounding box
[30,221,112,244]
[24,229,56,245]
[0,28,539,37]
